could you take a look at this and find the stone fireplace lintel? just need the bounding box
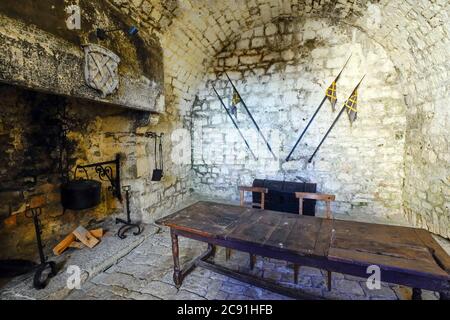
[0,13,165,113]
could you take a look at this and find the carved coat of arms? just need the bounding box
[83,44,120,97]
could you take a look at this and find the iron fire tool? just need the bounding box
[212,84,257,160]
[145,132,164,181]
[153,133,164,181]
[225,72,277,160]
[308,75,366,163]
[285,54,352,162]
[116,186,142,239]
[96,26,139,40]
[25,206,57,289]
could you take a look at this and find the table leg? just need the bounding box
[327,271,332,291]
[249,254,256,270]
[293,264,299,284]
[226,248,231,261]
[439,289,450,300]
[207,243,216,259]
[412,288,422,300]
[170,229,182,288]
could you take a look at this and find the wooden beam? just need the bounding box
[72,226,99,248]
[53,228,104,255]
[53,233,76,256]
[196,259,324,300]
[90,228,104,239]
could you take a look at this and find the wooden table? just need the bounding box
[155,201,450,300]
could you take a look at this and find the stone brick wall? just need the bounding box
[0,85,65,223]
[192,17,407,218]
[401,32,450,238]
[0,0,448,255]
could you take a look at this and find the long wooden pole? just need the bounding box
[225,72,277,160]
[285,55,352,162]
[212,85,258,160]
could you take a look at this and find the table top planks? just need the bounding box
[327,219,450,279]
[156,201,450,281]
[158,201,245,237]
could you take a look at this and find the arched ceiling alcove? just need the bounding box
[107,0,449,237]
[108,0,448,92]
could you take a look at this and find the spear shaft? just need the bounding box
[308,105,346,163]
[285,96,327,162]
[212,85,257,160]
[308,74,365,163]
[225,72,276,160]
[285,54,352,162]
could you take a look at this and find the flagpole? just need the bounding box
[225,72,277,160]
[212,85,258,160]
[308,106,346,163]
[334,54,352,83]
[285,96,327,162]
[308,74,365,163]
[285,54,352,162]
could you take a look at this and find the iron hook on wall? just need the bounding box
[95,26,139,40]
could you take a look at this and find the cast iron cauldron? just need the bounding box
[61,180,101,210]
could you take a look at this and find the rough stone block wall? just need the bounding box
[0,0,448,248]
[401,34,450,238]
[192,17,407,218]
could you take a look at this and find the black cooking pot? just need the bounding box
[61,179,101,210]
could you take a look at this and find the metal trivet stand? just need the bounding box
[25,206,57,289]
[116,186,142,239]
[75,154,122,202]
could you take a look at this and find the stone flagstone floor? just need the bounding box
[64,228,440,300]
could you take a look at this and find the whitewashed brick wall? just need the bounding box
[192,18,407,219]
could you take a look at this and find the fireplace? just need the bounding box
[0,83,147,264]
[0,1,187,290]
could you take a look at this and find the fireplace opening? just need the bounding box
[0,82,151,283]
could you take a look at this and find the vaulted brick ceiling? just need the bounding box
[109,0,448,90]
